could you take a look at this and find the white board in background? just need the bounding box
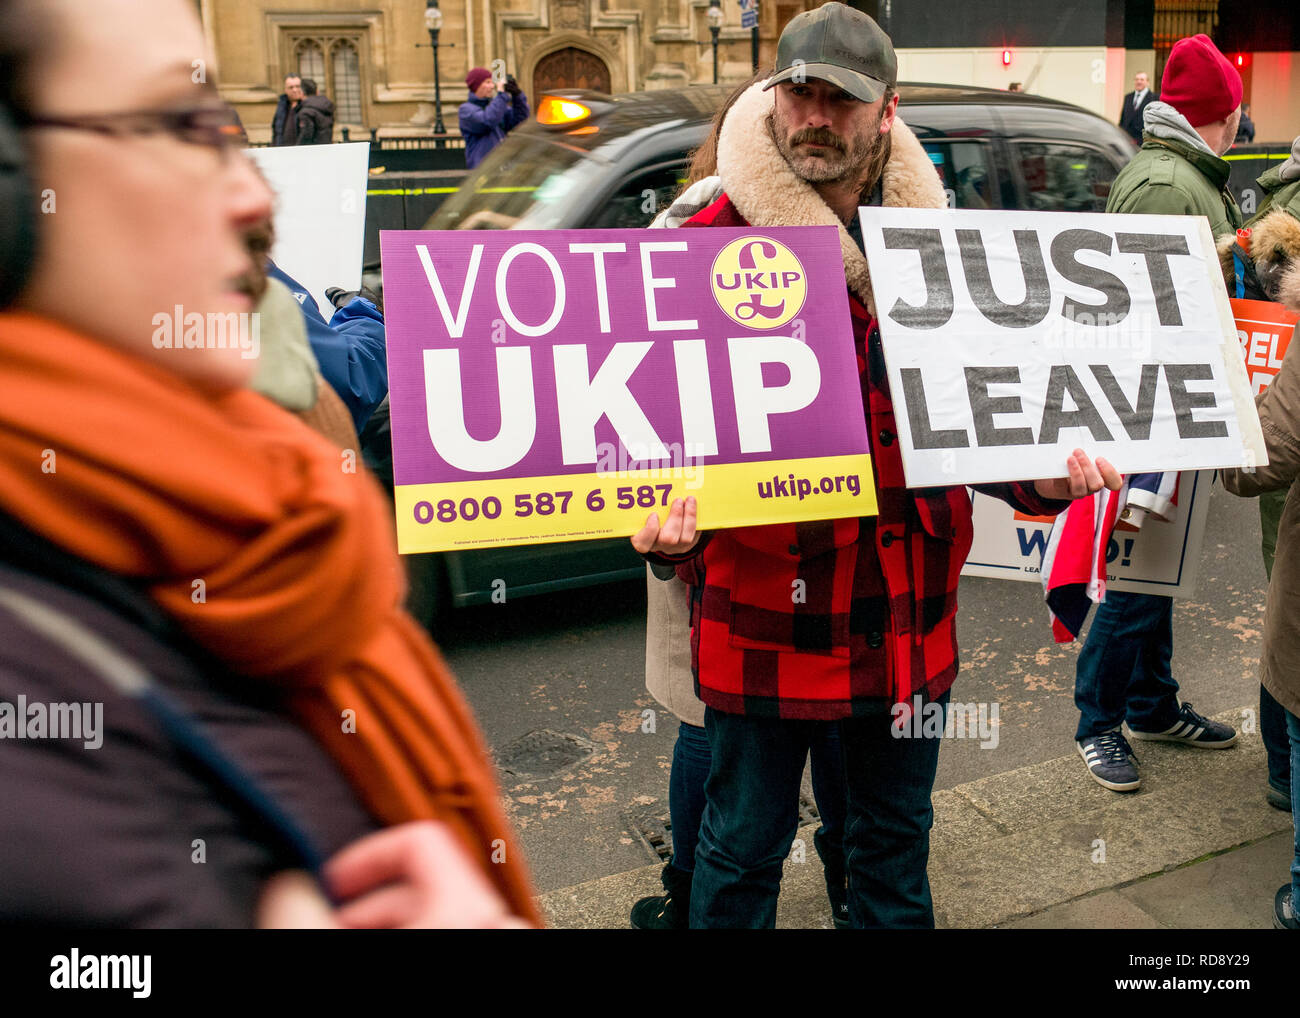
[247,142,369,319]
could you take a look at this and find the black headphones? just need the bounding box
[0,96,37,309]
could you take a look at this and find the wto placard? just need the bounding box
[961,472,1212,597]
[381,227,876,553]
[859,208,1266,487]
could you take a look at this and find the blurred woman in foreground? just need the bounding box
[0,0,535,927]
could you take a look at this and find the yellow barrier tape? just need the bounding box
[366,187,462,196]
[1223,152,1290,161]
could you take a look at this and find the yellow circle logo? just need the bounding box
[710,236,808,330]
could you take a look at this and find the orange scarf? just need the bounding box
[0,312,538,924]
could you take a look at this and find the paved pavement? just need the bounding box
[537,706,1295,928]
[445,484,1280,902]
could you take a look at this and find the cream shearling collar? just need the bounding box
[715,81,947,313]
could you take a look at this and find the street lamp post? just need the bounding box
[424,0,445,148]
[707,1,723,85]
[750,0,759,73]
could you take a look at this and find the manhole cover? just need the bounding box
[797,792,821,826]
[626,810,674,863]
[497,729,596,778]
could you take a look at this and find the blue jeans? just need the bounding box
[691,694,946,929]
[1288,710,1300,903]
[667,722,712,875]
[667,720,846,876]
[1263,684,1292,795]
[1074,590,1181,741]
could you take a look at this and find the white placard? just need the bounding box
[859,208,1266,487]
[961,470,1212,597]
[247,142,370,319]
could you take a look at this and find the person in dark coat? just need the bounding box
[271,73,303,146]
[458,67,529,170]
[1236,102,1256,144]
[295,78,334,145]
[1119,71,1157,143]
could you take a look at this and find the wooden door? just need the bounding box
[532,47,612,96]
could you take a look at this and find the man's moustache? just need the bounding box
[791,129,845,152]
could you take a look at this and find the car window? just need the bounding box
[585,163,689,229]
[1015,142,1118,212]
[923,142,997,209]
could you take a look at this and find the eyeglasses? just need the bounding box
[20,105,246,156]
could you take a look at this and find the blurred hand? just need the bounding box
[632,497,700,557]
[1033,448,1122,501]
[257,870,340,928]
[257,820,533,929]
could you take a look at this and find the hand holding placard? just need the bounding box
[631,497,700,557]
[1032,448,1123,501]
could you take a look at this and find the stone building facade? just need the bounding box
[200,1,1300,145]
[200,0,806,143]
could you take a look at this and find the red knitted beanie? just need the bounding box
[1160,34,1242,127]
[466,67,493,92]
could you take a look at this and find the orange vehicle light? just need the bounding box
[537,96,591,125]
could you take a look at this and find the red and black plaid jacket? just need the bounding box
[655,195,1068,720]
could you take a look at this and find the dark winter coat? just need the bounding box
[296,95,335,145]
[0,513,376,926]
[1236,111,1256,144]
[271,93,300,147]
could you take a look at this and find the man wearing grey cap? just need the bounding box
[634,1,1117,928]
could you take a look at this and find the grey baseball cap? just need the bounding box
[764,2,897,103]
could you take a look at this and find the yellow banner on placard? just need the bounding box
[394,455,877,553]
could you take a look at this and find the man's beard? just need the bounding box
[768,110,888,187]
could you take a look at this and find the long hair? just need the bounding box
[682,71,772,190]
[860,86,895,199]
